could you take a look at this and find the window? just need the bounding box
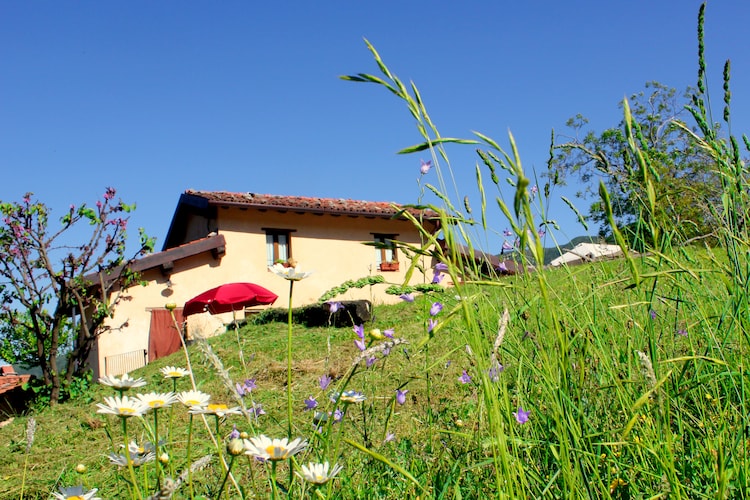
[374,234,398,271]
[265,229,292,266]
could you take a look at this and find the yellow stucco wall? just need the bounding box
[92,207,434,377]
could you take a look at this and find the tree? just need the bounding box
[551,81,721,244]
[0,188,154,405]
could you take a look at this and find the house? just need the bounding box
[88,190,439,377]
[0,362,32,417]
[548,242,623,267]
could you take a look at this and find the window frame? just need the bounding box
[373,233,399,271]
[263,228,295,266]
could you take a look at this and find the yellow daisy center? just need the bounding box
[208,403,227,411]
[266,445,286,459]
[69,496,85,500]
[185,399,200,406]
[149,400,165,407]
[120,407,136,414]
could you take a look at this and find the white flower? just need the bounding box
[243,435,307,461]
[339,390,366,404]
[98,373,147,391]
[189,403,242,418]
[51,486,101,500]
[160,366,190,379]
[177,390,211,408]
[268,263,313,281]
[299,461,343,484]
[96,395,149,418]
[136,391,178,410]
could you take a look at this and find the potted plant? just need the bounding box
[379,260,399,272]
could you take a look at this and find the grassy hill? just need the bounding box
[1,246,746,498]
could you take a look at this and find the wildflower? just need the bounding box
[332,408,344,422]
[458,370,472,384]
[537,228,546,238]
[229,425,240,439]
[428,318,438,333]
[677,328,688,337]
[496,261,508,273]
[304,396,318,411]
[513,406,530,424]
[268,262,313,280]
[51,486,101,500]
[383,328,395,339]
[396,389,408,405]
[384,432,396,443]
[503,228,513,237]
[339,390,366,404]
[227,438,245,456]
[249,403,266,417]
[98,373,147,391]
[530,185,538,197]
[243,435,308,461]
[136,392,178,411]
[366,356,377,367]
[299,462,343,485]
[369,328,385,340]
[399,293,415,302]
[502,240,514,251]
[109,450,155,468]
[419,159,432,175]
[432,272,445,284]
[649,309,657,320]
[488,360,504,382]
[159,452,169,464]
[236,378,257,397]
[96,395,149,418]
[434,262,449,273]
[177,390,211,408]
[327,301,344,313]
[75,463,87,473]
[190,403,242,418]
[353,324,365,339]
[354,338,366,351]
[160,366,189,379]
[429,302,443,316]
[319,374,332,390]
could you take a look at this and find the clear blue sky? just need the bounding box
[2,1,748,254]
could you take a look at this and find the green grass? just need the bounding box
[1,249,747,498]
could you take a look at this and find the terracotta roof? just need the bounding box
[185,190,439,219]
[0,366,30,396]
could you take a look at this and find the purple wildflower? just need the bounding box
[677,328,688,337]
[513,406,530,424]
[384,432,395,443]
[428,318,437,333]
[420,159,432,175]
[333,409,344,422]
[353,324,365,339]
[383,328,394,339]
[649,310,657,320]
[354,338,366,351]
[488,360,504,382]
[366,356,377,367]
[319,374,332,390]
[236,378,257,397]
[430,302,443,316]
[229,425,240,440]
[496,261,508,273]
[399,293,415,302]
[435,262,449,273]
[382,345,392,356]
[502,240,514,251]
[327,301,344,313]
[249,403,266,417]
[432,273,445,284]
[304,396,318,411]
[458,370,472,384]
[537,229,546,238]
[503,228,513,237]
[396,389,408,405]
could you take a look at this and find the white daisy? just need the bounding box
[189,402,242,418]
[243,435,308,461]
[136,391,178,410]
[98,373,147,391]
[160,366,190,379]
[339,390,366,404]
[177,390,211,408]
[96,395,148,418]
[298,461,343,484]
[268,263,313,281]
[51,486,101,500]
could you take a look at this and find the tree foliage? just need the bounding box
[0,188,154,404]
[552,81,721,244]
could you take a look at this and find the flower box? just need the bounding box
[379,261,399,272]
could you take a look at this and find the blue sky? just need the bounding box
[2,1,748,254]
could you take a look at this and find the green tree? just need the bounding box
[0,188,154,405]
[552,81,720,244]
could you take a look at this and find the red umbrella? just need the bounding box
[183,282,278,317]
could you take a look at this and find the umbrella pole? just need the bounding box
[233,309,247,375]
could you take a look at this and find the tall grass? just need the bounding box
[1,3,749,498]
